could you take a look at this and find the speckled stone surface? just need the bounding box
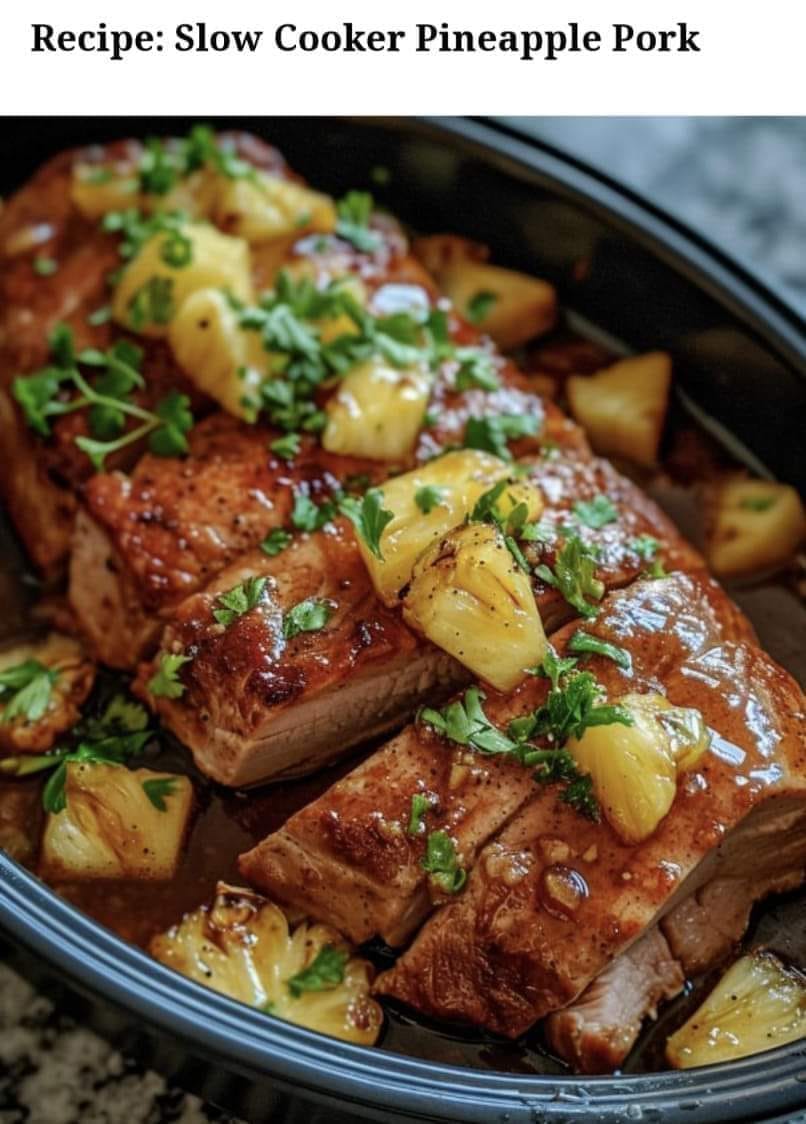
[1,117,804,1124]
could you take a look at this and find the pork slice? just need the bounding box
[545,927,684,1074]
[374,598,805,1035]
[239,572,750,943]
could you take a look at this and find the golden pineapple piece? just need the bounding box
[0,633,95,754]
[567,692,709,844]
[112,222,254,337]
[214,173,336,243]
[322,357,431,462]
[355,449,515,604]
[150,882,382,1045]
[41,764,193,881]
[667,949,806,1068]
[567,352,672,467]
[706,476,804,579]
[438,260,557,349]
[404,523,547,692]
[316,277,367,344]
[70,164,140,218]
[168,288,266,420]
[151,168,221,220]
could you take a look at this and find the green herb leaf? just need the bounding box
[407,792,433,836]
[142,776,178,812]
[287,945,348,997]
[454,350,500,392]
[420,686,518,757]
[270,432,301,461]
[338,488,394,561]
[630,534,660,560]
[260,529,292,557]
[464,413,540,460]
[33,256,58,277]
[0,660,57,724]
[466,290,497,325]
[534,536,604,619]
[644,557,669,580]
[573,494,618,530]
[160,230,193,268]
[415,485,447,514]
[568,630,632,671]
[147,652,191,699]
[740,495,776,512]
[290,491,338,533]
[87,305,112,327]
[420,831,466,894]
[335,191,381,253]
[42,760,69,814]
[127,276,175,330]
[213,577,268,627]
[148,392,193,457]
[282,598,333,641]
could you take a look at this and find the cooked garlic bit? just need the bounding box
[0,632,95,753]
[322,356,432,461]
[567,692,710,844]
[706,476,805,579]
[403,522,547,693]
[41,763,193,881]
[150,882,382,1045]
[214,173,336,243]
[112,222,253,337]
[169,288,266,420]
[667,949,806,1068]
[567,352,671,468]
[356,449,513,603]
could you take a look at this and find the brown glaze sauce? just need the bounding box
[1,324,804,1076]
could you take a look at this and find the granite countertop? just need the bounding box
[2,116,805,1124]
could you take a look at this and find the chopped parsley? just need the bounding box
[573,494,618,530]
[270,432,301,461]
[260,529,292,557]
[290,491,339,533]
[287,945,348,997]
[420,686,518,757]
[213,577,267,627]
[454,350,500,392]
[282,597,333,641]
[136,126,259,197]
[102,208,189,262]
[740,495,776,512]
[147,652,191,699]
[407,792,434,836]
[630,534,660,560]
[127,275,175,330]
[159,230,193,269]
[339,488,394,561]
[142,776,179,812]
[466,290,498,325]
[0,660,58,725]
[534,536,604,619]
[644,557,669,580]
[33,256,58,277]
[87,305,112,327]
[568,630,632,671]
[335,191,382,253]
[420,831,466,894]
[464,413,540,460]
[414,485,447,514]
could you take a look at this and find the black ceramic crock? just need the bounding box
[1,116,805,1124]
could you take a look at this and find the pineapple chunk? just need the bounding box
[0,633,95,754]
[404,523,547,692]
[438,260,557,349]
[168,288,266,421]
[71,164,140,218]
[41,764,193,880]
[112,222,254,338]
[667,950,806,1068]
[214,172,336,243]
[355,449,514,604]
[567,352,672,467]
[567,692,710,844]
[151,168,221,220]
[150,882,382,1045]
[322,357,431,462]
[706,476,804,579]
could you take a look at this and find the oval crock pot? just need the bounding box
[1,116,805,1124]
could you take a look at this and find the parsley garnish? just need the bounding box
[260,529,292,557]
[290,490,338,533]
[466,290,498,325]
[740,495,776,512]
[420,831,466,894]
[630,534,660,560]
[335,191,381,253]
[568,630,632,671]
[414,485,447,514]
[0,660,57,724]
[87,305,112,327]
[454,350,500,392]
[420,687,518,756]
[407,792,434,836]
[534,536,604,619]
[464,413,540,460]
[282,598,333,641]
[148,652,191,699]
[142,776,178,812]
[127,276,175,330]
[287,945,348,997]
[339,488,394,561]
[160,230,193,269]
[33,256,58,277]
[270,432,301,461]
[644,557,669,580]
[213,577,267,627]
[573,495,618,530]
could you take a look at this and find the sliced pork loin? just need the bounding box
[238,573,747,943]
[141,454,701,792]
[374,607,806,1046]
